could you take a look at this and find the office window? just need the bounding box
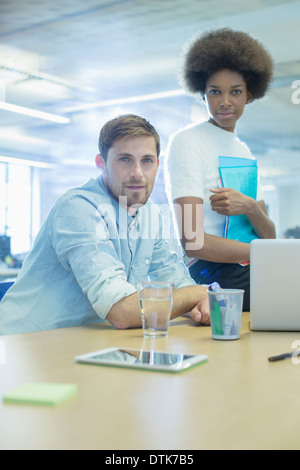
[0,162,40,255]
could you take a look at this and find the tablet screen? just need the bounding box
[75,348,208,372]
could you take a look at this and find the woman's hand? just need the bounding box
[209,187,253,216]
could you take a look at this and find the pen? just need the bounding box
[268,352,300,362]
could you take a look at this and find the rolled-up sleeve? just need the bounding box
[149,236,195,288]
[49,194,136,319]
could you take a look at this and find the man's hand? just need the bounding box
[189,294,210,325]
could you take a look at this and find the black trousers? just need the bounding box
[189,259,250,311]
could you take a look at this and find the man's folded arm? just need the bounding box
[106,284,209,330]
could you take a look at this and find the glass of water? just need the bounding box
[137,281,174,338]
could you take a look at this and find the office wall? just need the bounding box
[278,184,300,237]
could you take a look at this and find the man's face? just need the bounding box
[100,135,159,214]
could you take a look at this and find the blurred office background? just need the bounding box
[0,0,299,268]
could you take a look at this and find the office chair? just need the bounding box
[0,281,14,301]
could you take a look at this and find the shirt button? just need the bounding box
[145,258,150,265]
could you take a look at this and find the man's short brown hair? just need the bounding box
[98,114,161,161]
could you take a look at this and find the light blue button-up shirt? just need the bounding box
[0,176,194,335]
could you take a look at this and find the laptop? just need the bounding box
[250,238,300,331]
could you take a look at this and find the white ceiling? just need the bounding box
[0,0,300,192]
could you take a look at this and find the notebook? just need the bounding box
[250,239,300,331]
[218,156,258,243]
[3,382,77,407]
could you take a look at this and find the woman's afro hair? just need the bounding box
[180,28,273,100]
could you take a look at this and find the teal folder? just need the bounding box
[218,156,259,243]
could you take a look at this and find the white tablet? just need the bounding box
[75,347,208,373]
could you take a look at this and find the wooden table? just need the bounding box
[1,313,300,450]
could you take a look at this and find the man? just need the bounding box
[0,114,209,335]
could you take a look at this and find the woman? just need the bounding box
[166,28,276,311]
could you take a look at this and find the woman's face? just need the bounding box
[204,68,253,132]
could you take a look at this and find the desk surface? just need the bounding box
[1,313,300,450]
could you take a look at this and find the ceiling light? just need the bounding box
[0,155,56,168]
[63,89,186,113]
[0,101,70,124]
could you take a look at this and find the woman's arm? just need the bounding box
[209,188,276,239]
[173,196,260,264]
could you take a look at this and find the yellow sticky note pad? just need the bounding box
[3,383,77,407]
